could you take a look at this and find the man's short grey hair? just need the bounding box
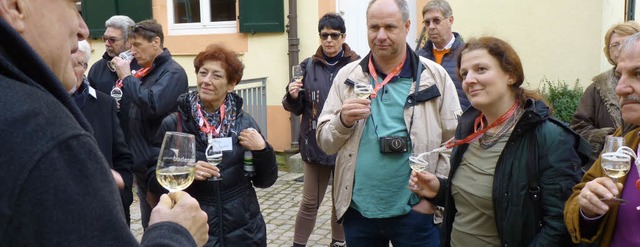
[367,0,410,22]
[105,15,135,40]
[422,0,453,17]
[77,40,92,64]
[620,32,640,56]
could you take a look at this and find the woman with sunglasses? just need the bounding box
[282,13,359,247]
[409,36,590,246]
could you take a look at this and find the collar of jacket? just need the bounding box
[176,91,245,122]
[0,17,92,133]
[311,43,360,65]
[356,44,423,83]
[148,48,173,70]
[456,98,549,140]
[424,32,464,53]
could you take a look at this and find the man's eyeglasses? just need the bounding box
[319,32,343,40]
[423,17,446,27]
[102,36,122,44]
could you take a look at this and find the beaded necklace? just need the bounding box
[479,105,524,149]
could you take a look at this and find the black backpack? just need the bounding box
[526,118,596,246]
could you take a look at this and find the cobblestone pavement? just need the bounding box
[129,171,335,247]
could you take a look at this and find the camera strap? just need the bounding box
[369,55,423,140]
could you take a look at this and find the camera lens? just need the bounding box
[390,138,404,152]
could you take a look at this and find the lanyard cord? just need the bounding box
[444,102,520,149]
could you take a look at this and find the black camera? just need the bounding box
[378,136,410,153]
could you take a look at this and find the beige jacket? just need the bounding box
[316,52,461,220]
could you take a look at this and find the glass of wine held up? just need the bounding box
[354,81,373,99]
[156,132,197,192]
[206,141,224,181]
[599,135,636,204]
[292,65,305,92]
[107,50,134,72]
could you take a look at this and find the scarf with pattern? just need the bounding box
[188,91,238,141]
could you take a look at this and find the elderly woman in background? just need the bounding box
[409,36,589,246]
[150,44,278,246]
[571,21,640,161]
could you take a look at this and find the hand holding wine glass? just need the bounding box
[108,50,134,72]
[156,132,196,192]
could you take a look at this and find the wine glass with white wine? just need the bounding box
[292,65,305,92]
[156,132,196,192]
[354,81,373,99]
[206,141,223,181]
[600,135,631,204]
[409,152,428,173]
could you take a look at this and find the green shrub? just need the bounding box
[540,78,583,124]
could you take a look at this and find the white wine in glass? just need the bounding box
[601,153,631,179]
[599,135,630,204]
[156,132,196,192]
[292,65,304,81]
[206,141,223,181]
[354,83,373,99]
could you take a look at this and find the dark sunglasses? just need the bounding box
[319,32,343,40]
[423,17,446,27]
[130,25,158,37]
[102,36,122,44]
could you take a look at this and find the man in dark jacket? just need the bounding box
[0,0,207,245]
[88,15,140,140]
[71,40,135,226]
[416,0,468,110]
[111,19,189,229]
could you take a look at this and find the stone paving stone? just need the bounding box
[130,171,336,246]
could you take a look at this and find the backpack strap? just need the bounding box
[306,57,313,74]
[527,132,543,232]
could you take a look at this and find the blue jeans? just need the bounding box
[343,207,440,247]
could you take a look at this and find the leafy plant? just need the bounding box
[540,78,583,124]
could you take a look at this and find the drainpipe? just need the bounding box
[628,0,636,21]
[286,0,300,152]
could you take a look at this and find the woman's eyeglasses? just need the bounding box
[319,32,343,40]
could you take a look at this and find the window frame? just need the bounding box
[166,0,237,35]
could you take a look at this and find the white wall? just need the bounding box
[337,0,418,57]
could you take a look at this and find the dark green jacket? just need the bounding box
[434,99,584,247]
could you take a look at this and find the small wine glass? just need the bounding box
[205,141,223,181]
[353,81,373,99]
[156,132,196,192]
[409,152,428,173]
[292,65,305,92]
[600,136,631,204]
[108,50,134,72]
[110,87,123,102]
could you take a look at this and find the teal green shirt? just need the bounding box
[352,77,419,218]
